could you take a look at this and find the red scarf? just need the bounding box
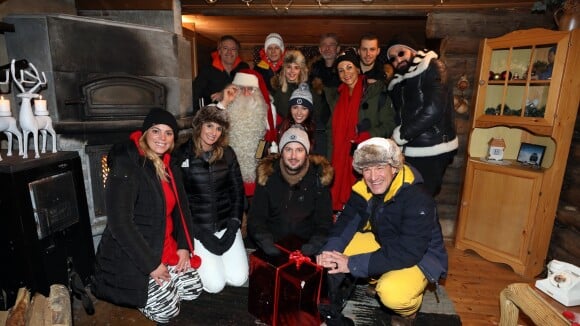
[330,77,364,211]
[258,48,285,73]
[129,131,202,269]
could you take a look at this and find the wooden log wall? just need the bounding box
[426,11,554,238]
[549,113,580,267]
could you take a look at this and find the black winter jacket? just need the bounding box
[92,134,193,308]
[192,52,250,112]
[248,154,334,255]
[176,140,244,254]
[323,164,448,282]
[388,50,458,157]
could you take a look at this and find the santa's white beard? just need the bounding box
[227,92,268,183]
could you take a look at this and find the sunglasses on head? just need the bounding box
[388,51,406,63]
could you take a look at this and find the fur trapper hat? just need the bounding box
[192,105,230,132]
[353,137,404,173]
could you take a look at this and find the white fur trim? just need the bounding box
[269,94,277,129]
[270,141,278,153]
[387,50,438,91]
[402,137,458,157]
[392,125,408,145]
[233,73,259,88]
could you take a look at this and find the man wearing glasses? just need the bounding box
[386,34,458,197]
[217,70,279,199]
[193,35,250,113]
[309,33,342,159]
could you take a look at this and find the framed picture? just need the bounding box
[517,142,546,167]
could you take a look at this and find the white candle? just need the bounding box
[34,96,48,115]
[0,96,10,115]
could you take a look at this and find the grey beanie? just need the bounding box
[279,125,310,154]
[353,137,403,173]
[289,83,314,110]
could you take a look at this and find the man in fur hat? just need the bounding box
[386,34,458,197]
[317,137,448,326]
[248,126,334,257]
[219,69,280,197]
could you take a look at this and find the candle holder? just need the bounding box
[33,96,49,116]
[10,59,57,159]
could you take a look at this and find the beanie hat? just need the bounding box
[142,108,178,135]
[289,83,313,110]
[279,125,310,154]
[335,47,361,70]
[193,105,230,132]
[353,137,403,173]
[264,32,285,52]
[386,33,419,61]
[232,72,260,89]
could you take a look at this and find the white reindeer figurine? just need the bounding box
[1,69,24,161]
[10,59,56,159]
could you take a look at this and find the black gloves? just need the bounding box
[259,238,282,257]
[195,230,225,255]
[194,218,241,256]
[219,218,241,251]
[300,243,318,257]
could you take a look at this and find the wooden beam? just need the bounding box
[182,0,537,16]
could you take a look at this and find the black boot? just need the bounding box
[318,303,354,326]
[318,273,356,326]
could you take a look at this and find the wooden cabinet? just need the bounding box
[454,28,580,278]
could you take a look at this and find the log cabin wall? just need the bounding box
[550,113,580,267]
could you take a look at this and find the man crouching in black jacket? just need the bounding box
[248,125,334,257]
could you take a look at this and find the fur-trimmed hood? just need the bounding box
[256,153,334,187]
[388,50,439,91]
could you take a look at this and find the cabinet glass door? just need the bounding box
[484,44,557,119]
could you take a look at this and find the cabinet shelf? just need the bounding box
[455,28,580,278]
[469,158,545,173]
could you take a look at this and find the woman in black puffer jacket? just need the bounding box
[176,104,247,294]
[92,109,202,324]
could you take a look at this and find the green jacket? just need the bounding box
[324,78,395,157]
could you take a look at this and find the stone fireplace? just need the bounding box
[3,14,193,247]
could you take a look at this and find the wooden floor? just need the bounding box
[74,242,538,325]
[443,242,535,326]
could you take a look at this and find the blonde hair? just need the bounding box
[279,50,309,93]
[138,131,175,182]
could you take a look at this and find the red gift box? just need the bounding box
[248,244,323,326]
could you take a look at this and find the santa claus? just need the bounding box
[221,69,280,197]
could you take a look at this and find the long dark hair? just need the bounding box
[191,105,230,164]
[277,106,316,151]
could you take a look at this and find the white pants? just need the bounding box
[194,229,249,293]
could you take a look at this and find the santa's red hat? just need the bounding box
[234,69,281,143]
